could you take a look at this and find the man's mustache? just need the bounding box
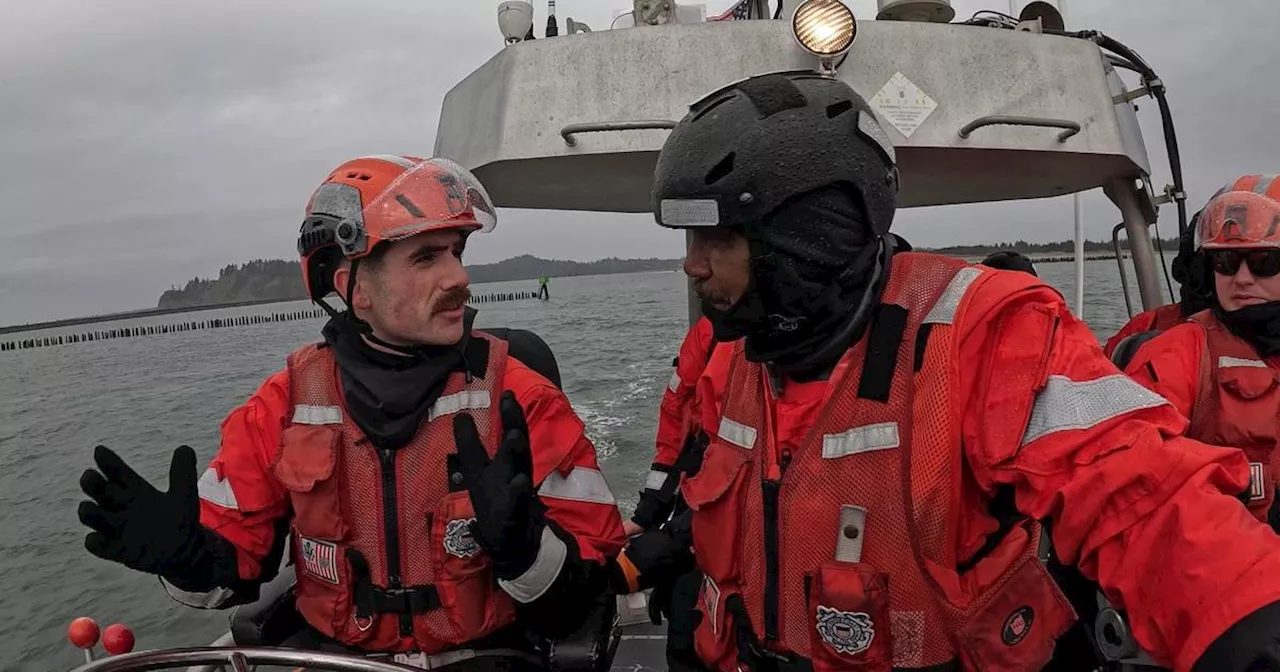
[433,287,472,313]
[694,282,731,305]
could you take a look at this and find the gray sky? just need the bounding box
[0,0,1276,325]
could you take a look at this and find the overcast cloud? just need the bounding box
[0,0,1276,325]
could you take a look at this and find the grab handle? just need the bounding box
[957,115,1081,142]
[561,120,678,146]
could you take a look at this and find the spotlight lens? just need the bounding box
[793,0,856,57]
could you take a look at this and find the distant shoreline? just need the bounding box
[0,269,664,335]
[0,298,300,335]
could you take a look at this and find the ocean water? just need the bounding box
[0,258,1173,669]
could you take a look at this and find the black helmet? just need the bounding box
[653,70,898,236]
[981,250,1038,276]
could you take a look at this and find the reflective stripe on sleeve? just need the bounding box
[1022,374,1170,445]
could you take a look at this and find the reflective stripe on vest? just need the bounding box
[279,335,515,651]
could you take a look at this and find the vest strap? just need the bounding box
[857,305,907,402]
[912,323,934,373]
[347,549,441,618]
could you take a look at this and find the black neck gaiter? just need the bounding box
[321,309,474,451]
[1214,301,1280,358]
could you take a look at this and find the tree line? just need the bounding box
[157,255,683,309]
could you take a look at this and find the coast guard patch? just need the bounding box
[444,518,481,558]
[816,606,874,655]
[299,536,340,584]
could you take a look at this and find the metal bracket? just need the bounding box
[1113,85,1153,105]
[957,115,1082,142]
[561,119,678,146]
[1148,183,1185,208]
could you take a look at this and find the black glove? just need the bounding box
[77,445,212,584]
[631,484,675,531]
[623,516,696,625]
[626,517,695,589]
[453,391,546,580]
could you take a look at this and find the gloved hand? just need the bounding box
[631,486,675,532]
[77,445,208,579]
[620,514,696,625]
[625,519,696,590]
[453,391,546,580]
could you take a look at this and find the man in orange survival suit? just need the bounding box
[625,315,717,537]
[615,72,1280,672]
[75,156,627,667]
[1103,210,1211,359]
[1124,175,1280,530]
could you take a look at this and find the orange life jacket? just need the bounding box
[1147,303,1184,332]
[681,253,1075,672]
[1187,311,1280,523]
[274,333,515,652]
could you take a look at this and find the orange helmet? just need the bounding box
[1196,174,1280,251]
[297,155,497,301]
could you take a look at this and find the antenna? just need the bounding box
[546,0,559,36]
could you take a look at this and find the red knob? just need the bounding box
[102,624,135,655]
[68,617,100,649]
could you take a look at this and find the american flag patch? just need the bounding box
[1250,462,1266,501]
[710,0,750,21]
[702,576,722,634]
[299,536,340,584]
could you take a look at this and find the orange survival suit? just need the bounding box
[1103,303,1184,359]
[685,255,1280,672]
[169,333,626,653]
[631,317,719,530]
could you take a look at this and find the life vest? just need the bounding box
[274,333,515,652]
[1147,303,1184,332]
[681,253,1075,672]
[1187,310,1280,523]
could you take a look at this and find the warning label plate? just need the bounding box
[870,72,938,139]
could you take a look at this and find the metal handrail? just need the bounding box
[957,115,1082,142]
[560,120,678,146]
[1112,222,1135,317]
[69,647,414,672]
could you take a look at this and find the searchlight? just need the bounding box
[791,0,856,76]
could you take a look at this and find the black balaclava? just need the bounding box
[1213,301,1280,357]
[710,185,890,380]
[321,307,475,451]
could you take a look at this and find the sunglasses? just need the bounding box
[1208,249,1280,278]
